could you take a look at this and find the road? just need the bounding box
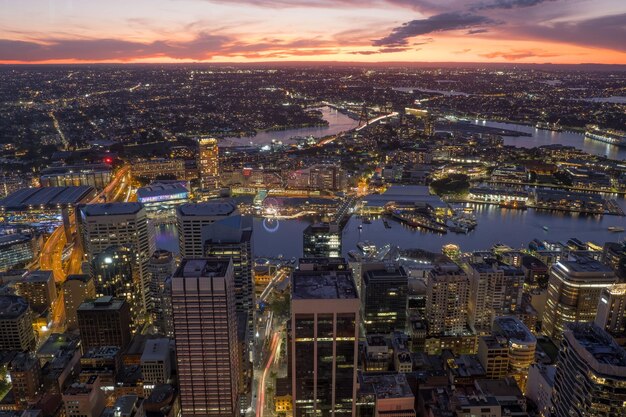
[35,165,132,334]
[256,331,280,417]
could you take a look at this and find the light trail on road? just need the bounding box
[257,331,280,417]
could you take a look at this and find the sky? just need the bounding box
[0,0,625,64]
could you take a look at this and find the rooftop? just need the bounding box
[359,373,414,399]
[22,270,53,283]
[292,270,357,300]
[0,295,30,319]
[141,339,170,363]
[177,201,237,217]
[40,164,111,176]
[82,346,120,359]
[37,333,80,357]
[0,234,30,248]
[137,181,188,201]
[555,257,614,274]
[174,259,231,278]
[493,316,536,344]
[0,186,95,211]
[566,323,626,368]
[78,296,126,312]
[81,202,143,216]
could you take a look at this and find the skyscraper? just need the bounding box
[543,257,615,340]
[594,283,626,339]
[426,264,470,336]
[79,203,155,315]
[63,274,96,330]
[171,259,239,417]
[92,245,141,326]
[77,296,132,350]
[147,249,175,325]
[176,201,239,259]
[0,295,35,351]
[302,222,341,258]
[198,137,219,190]
[361,264,408,335]
[552,323,626,417]
[291,263,359,417]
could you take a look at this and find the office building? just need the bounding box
[63,274,96,330]
[133,158,187,181]
[356,373,416,417]
[171,259,239,417]
[77,296,132,350]
[62,375,106,417]
[92,245,141,326]
[552,323,626,417]
[602,242,626,280]
[492,316,536,391]
[0,295,35,351]
[595,283,626,338]
[302,222,341,258]
[203,215,254,320]
[14,270,57,314]
[176,201,239,259]
[147,250,175,324]
[79,203,155,314]
[40,164,112,190]
[0,234,33,272]
[477,336,510,379]
[543,257,616,340]
[198,137,219,190]
[9,353,41,406]
[291,263,359,417]
[426,264,470,335]
[526,364,556,417]
[361,264,408,334]
[141,338,171,386]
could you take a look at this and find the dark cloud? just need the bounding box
[467,28,489,34]
[470,0,555,10]
[349,46,413,54]
[373,12,496,46]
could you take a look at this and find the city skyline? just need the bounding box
[1,0,625,64]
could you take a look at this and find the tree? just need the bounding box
[430,174,470,196]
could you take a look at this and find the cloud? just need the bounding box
[479,48,558,60]
[471,0,555,10]
[467,28,489,34]
[0,33,230,61]
[373,12,496,46]
[349,46,414,54]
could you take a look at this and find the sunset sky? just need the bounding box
[1,0,625,64]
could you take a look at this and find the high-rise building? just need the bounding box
[9,353,41,406]
[468,261,524,335]
[140,338,171,387]
[543,257,615,340]
[601,242,626,280]
[492,316,536,391]
[594,283,626,338]
[552,323,626,417]
[77,296,132,350]
[0,234,34,272]
[203,215,254,320]
[198,137,219,190]
[92,245,141,326]
[14,270,58,314]
[426,264,470,336]
[0,295,35,351]
[302,222,341,258]
[147,250,175,325]
[291,262,359,417]
[361,264,408,335]
[171,259,239,417]
[64,274,96,330]
[176,201,239,259]
[79,203,155,314]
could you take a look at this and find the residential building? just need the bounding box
[63,274,96,330]
[426,264,470,335]
[0,295,35,351]
[197,138,219,190]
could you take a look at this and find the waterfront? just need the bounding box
[221,106,358,147]
[155,195,626,259]
[471,120,626,160]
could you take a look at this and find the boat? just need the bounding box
[535,120,563,132]
[584,125,626,147]
[543,226,549,231]
[358,224,363,230]
[391,211,447,234]
[608,226,625,232]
